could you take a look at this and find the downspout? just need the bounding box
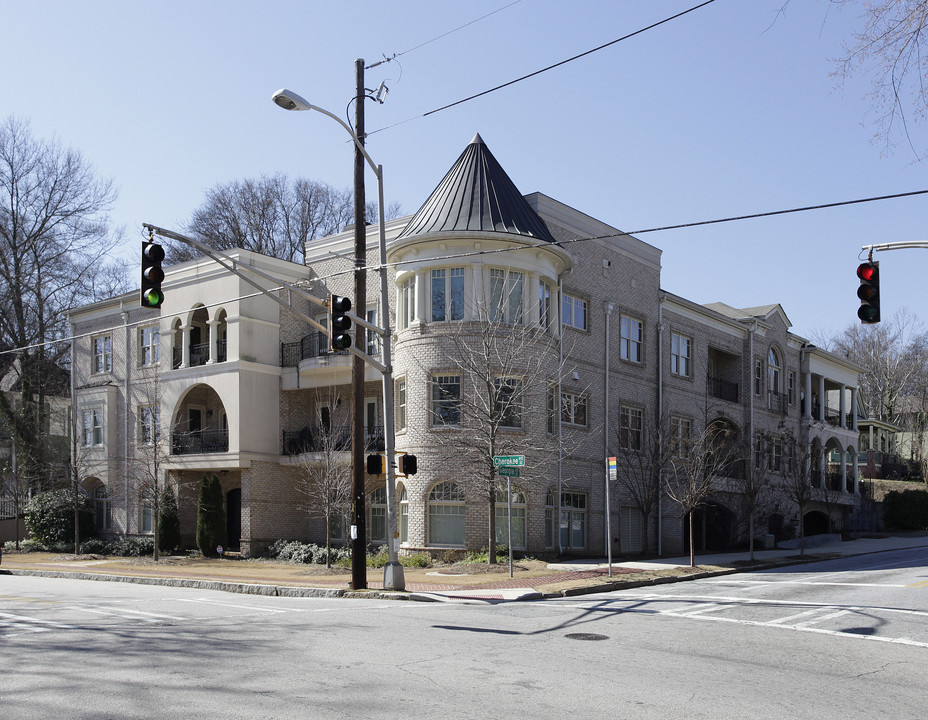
[604,301,613,573]
[122,309,131,537]
[657,294,664,556]
[748,320,757,487]
[557,269,570,554]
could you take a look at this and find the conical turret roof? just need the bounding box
[397,134,556,243]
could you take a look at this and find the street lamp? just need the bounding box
[272,72,404,591]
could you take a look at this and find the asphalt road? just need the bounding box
[2,548,927,719]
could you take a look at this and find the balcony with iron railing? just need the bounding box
[172,340,228,369]
[767,391,789,414]
[708,376,739,404]
[281,331,351,367]
[172,428,229,455]
[281,424,385,455]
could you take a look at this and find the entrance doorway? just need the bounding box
[226,488,241,551]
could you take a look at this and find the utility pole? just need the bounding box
[350,58,368,590]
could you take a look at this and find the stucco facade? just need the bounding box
[67,135,864,557]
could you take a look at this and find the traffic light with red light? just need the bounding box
[857,261,880,324]
[329,295,353,351]
[141,241,165,308]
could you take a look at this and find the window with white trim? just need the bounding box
[82,408,103,446]
[430,267,465,322]
[495,487,526,549]
[788,371,796,405]
[139,405,160,445]
[431,375,461,427]
[396,378,406,431]
[489,268,524,324]
[754,358,763,396]
[539,281,554,331]
[428,481,466,546]
[94,485,112,532]
[494,376,523,430]
[671,332,692,377]
[366,307,379,356]
[92,335,112,374]
[560,492,586,550]
[139,326,160,366]
[369,486,386,544]
[619,405,643,451]
[560,391,588,427]
[620,316,643,363]
[670,416,692,458]
[562,294,587,330]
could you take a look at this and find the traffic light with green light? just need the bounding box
[141,241,165,308]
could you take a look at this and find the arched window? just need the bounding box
[428,481,466,546]
[369,486,386,544]
[767,348,781,395]
[398,485,408,544]
[494,487,526,550]
[94,485,112,532]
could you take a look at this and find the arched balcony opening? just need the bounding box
[171,384,229,455]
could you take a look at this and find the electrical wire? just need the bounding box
[368,0,717,136]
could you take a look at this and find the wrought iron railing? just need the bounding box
[172,429,229,455]
[280,332,349,367]
[708,376,739,404]
[767,391,789,414]
[281,425,386,455]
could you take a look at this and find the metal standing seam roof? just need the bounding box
[396,133,557,243]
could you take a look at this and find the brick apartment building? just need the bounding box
[67,134,863,557]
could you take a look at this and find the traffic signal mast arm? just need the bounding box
[862,241,928,252]
[143,223,389,372]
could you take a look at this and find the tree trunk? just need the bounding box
[689,510,695,567]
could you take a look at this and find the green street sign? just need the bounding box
[498,466,521,478]
[493,455,525,468]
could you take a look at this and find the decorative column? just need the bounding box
[818,375,826,422]
[853,452,860,495]
[851,387,858,431]
[414,270,426,324]
[803,371,812,419]
[180,325,192,368]
[839,383,847,428]
[207,319,220,364]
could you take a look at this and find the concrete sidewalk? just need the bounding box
[2,533,926,603]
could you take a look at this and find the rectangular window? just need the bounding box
[489,268,523,324]
[539,281,553,331]
[430,267,465,322]
[620,316,643,363]
[671,333,692,377]
[139,405,160,445]
[494,377,523,429]
[560,392,588,427]
[788,371,796,405]
[619,405,643,451]
[754,358,763,397]
[92,336,112,374]
[671,416,692,457]
[560,492,587,550]
[431,375,461,427]
[769,437,783,472]
[82,408,103,446]
[365,307,379,356]
[562,294,587,330]
[140,326,160,366]
[396,378,406,432]
[401,276,415,329]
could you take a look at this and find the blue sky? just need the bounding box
[2,0,926,338]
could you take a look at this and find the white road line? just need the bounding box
[767,608,831,625]
[710,579,906,588]
[0,611,78,629]
[177,598,287,613]
[792,609,852,628]
[664,602,726,617]
[64,605,186,622]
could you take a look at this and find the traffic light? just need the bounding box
[366,454,386,475]
[857,261,880,324]
[329,295,353,351]
[398,453,417,476]
[140,241,165,308]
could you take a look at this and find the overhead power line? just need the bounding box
[369,0,717,135]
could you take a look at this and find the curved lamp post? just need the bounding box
[272,84,404,591]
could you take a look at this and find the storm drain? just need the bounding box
[565,633,609,641]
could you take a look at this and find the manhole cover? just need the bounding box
[565,633,609,641]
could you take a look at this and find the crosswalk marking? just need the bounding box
[63,605,187,622]
[177,597,288,613]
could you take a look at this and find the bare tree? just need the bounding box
[780,429,814,556]
[294,388,352,567]
[423,305,573,564]
[741,431,777,561]
[170,174,403,265]
[666,419,739,567]
[0,116,118,500]
[612,413,675,556]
